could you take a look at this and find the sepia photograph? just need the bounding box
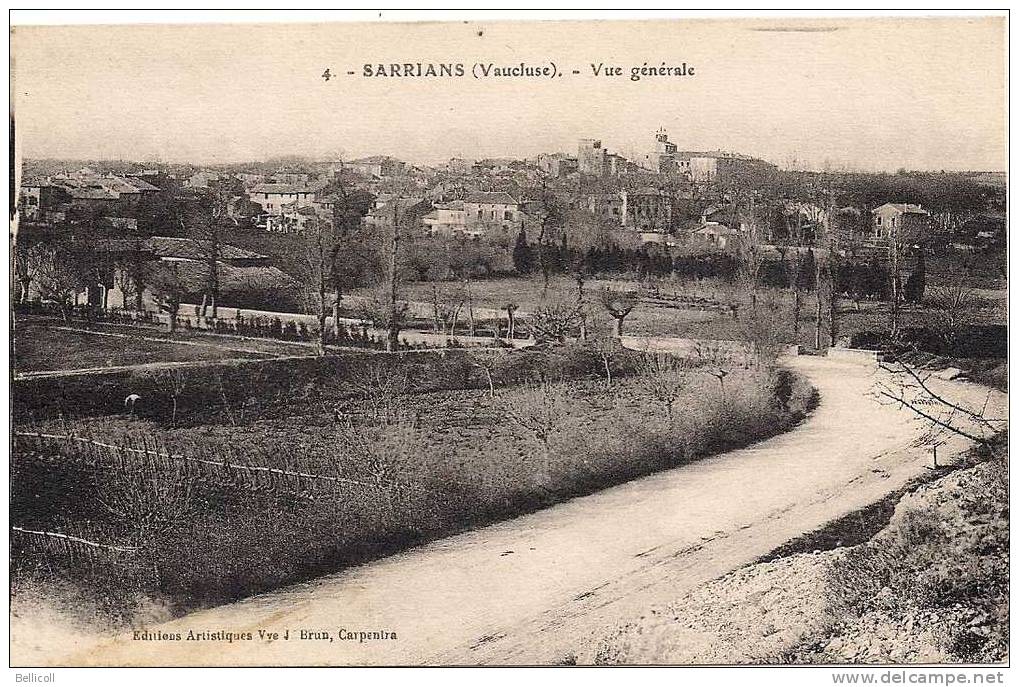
[7,9,1010,675]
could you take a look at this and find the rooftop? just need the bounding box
[249,182,326,194]
[873,202,928,215]
[145,236,268,261]
[464,191,519,205]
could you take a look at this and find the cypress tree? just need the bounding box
[512,228,533,274]
[904,250,926,303]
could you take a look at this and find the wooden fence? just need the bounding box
[13,431,380,493]
[10,525,140,570]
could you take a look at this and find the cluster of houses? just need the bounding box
[18,130,954,261]
[18,169,163,223]
[82,236,300,311]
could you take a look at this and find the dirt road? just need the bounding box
[38,354,1003,666]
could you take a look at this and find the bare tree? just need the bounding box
[296,215,334,354]
[776,246,802,339]
[926,278,977,350]
[739,297,787,368]
[348,361,408,424]
[504,379,569,489]
[565,248,593,341]
[599,288,639,337]
[531,183,566,296]
[529,297,581,343]
[504,302,519,342]
[384,205,403,352]
[447,241,487,338]
[471,356,498,398]
[146,261,188,333]
[735,207,764,313]
[154,367,188,426]
[814,250,827,350]
[430,283,459,335]
[637,352,691,421]
[873,360,1005,461]
[330,416,421,524]
[178,188,229,319]
[113,254,144,310]
[589,327,620,388]
[694,340,733,399]
[327,185,379,339]
[13,241,43,304]
[27,242,89,322]
[356,291,409,349]
[94,455,197,542]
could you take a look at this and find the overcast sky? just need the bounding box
[11,17,1007,171]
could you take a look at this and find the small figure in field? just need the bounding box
[124,393,142,415]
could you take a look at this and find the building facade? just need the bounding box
[621,189,673,232]
[463,192,520,231]
[345,156,407,178]
[248,182,325,215]
[871,203,931,244]
[578,139,606,176]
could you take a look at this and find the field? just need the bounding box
[12,344,816,624]
[13,316,320,374]
[354,268,1007,351]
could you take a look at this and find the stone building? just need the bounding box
[621,189,673,232]
[578,138,607,176]
[871,203,931,244]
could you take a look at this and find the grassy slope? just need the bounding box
[12,316,325,373]
[587,436,1008,665]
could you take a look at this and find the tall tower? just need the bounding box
[578,138,606,176]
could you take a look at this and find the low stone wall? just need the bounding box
[621,336,800,359]
[826,347,883,365]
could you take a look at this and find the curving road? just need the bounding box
[25,353,1004,666]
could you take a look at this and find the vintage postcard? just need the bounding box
[8,12,1009,672]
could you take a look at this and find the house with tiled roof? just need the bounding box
[692,221,740,250]
[345,156,407,178]
[871,202,931,244]
[247,181,327,215]
[84,236,298,310]
[463,192,520,231]
[144,236,270,266]
[422,200,472,236]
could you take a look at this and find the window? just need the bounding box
[876,216,882,226]
[504,210,513,220]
